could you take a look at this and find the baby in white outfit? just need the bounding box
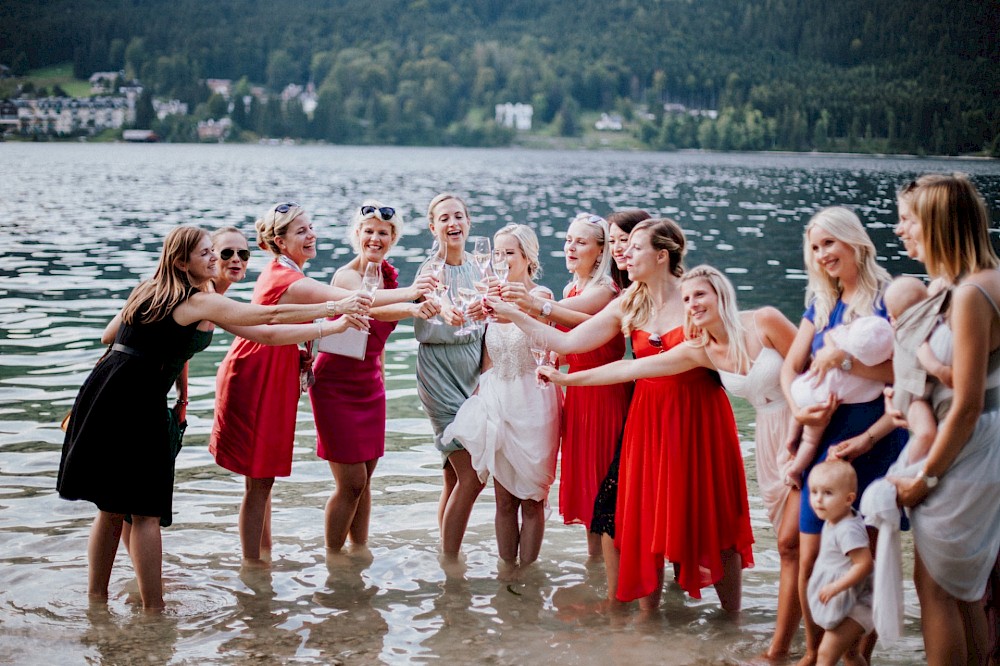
[785,316,894,488]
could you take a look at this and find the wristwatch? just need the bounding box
[840,352,853,372]
[915,468,939,489]
[540,301,553,318]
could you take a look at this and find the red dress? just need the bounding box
[558,286,631,526]
[615,328,754,601]
[210,260,305,478]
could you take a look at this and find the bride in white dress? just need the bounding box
[444,224,561,573]
[539,265,802,660]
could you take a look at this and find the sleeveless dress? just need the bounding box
[798,298,907,534]
[717,344,794,529]
[58,297,212,527]
[415,259,483,466]
[309,261,399,464]
[615,328,755,601]
[443,311,562,502]
[559,284,630,526]
[210,260,306,478]
[911,283,1000,602]
[807,511,874,631]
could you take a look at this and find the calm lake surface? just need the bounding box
[2,143,999,665]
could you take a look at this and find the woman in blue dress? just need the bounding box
[779,206,906,663]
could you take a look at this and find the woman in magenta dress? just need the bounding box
[500,212,630,558]
[211,202,432,564]
[493,219,753,611]
[309,201,438,552]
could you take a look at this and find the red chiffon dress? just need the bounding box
[210,260,305,479]
[615,328,754,601]
[558,285,631,526]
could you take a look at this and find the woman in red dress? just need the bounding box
[492,219,753,611]
[210,202,433,565]
[500,213,630,558]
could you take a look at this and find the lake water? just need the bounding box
[2,143,999,665]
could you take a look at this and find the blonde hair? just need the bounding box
[211,225,245,244]
[349,199,404,253]
[568,213,614,294]
[620,218,686,335]
[681,265,751,374]
[808,459,858,495]
[121,226,206,324]
[803,206,891,331]
[910,173,998,281]
[427,192,469,224]
[255,202,305,256]
[495,223,541,278]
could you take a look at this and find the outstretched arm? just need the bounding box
[539,342,709,386]
[219,315,368,346]
[175,291,344,328]
[488,295,622,355]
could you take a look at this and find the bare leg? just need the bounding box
[438,463,457,531]
[440,450,484,556]
[796,532,823,666]
[240,476,274,562]
[816,617,866,666]
[88,511,124,599]
[915,548,986,666]
[120,521,132,556]
[325,461,369,551]
[587,531,603,560]
[766,490,802,659]
[493,482,520,564]
[517,498,545,566]
[715,547,743,612]
[638,554,665,612]
[128,514,164,610]
[347,459,378,546]
[600,533,624,607]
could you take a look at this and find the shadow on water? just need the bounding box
[3,144,996,663]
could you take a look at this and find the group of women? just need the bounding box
[57,175,999,666]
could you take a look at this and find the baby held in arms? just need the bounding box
[785,315,895,488]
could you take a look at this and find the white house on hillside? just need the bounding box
[495,103,533,130]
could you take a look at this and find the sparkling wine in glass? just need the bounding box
[424,250,446,326]
[356,262,381,319]
[529,331,549,389]
[491,249,510,283]
[470,236,491,277]
[453,283,480,337]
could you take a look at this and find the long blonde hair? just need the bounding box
[910,173,998,282]
[680,265,751,373]
[121,226,205,324]
[495,223,541,278]
[568,213,615,294]
[620,218,686,335]
[803,206,890,331]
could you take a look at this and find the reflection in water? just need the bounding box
[2,144,995,663]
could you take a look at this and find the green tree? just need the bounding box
[134,89,156,129]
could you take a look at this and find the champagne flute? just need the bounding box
[357,262,381,319]
[453,279,480,337]
[529,330,549,389]
[424,244,446,326]
[470,236,491,277]
[491,249,510,284]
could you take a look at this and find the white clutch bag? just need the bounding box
[316,326,369,360]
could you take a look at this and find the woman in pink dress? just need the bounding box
[309,201,438,552]
[211,202,433,565]
[500,213,630,558]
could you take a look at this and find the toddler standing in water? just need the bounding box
[806,460,873,666]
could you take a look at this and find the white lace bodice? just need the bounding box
[486,323,537,381]
[717,346,786,410]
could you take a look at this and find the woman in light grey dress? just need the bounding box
[416,193,485,560]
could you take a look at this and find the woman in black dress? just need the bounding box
[58,225,368,609]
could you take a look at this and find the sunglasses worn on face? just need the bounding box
[361,205,396,221]
[274,202,300,214]
[220,248,251,261]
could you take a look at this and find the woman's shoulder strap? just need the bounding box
[959,280,1000,320]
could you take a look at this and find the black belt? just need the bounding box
[111,343,146,358]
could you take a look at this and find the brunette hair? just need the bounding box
[607,209,652,290]
[121,225,206,324]
[620,218,686,334]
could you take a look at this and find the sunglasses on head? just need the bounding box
[274,202,300,214]
[360,205,396,221]
[219,248,251,261]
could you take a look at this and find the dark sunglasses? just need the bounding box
[274,202,300,214]
[360,205,396,221]
[219,248,251,261]
[648,333,663,349]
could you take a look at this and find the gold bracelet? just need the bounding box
[317,320,324,337]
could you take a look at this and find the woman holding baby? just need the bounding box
[779,206,907,664]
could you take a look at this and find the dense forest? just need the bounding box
[3,0,998,154]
